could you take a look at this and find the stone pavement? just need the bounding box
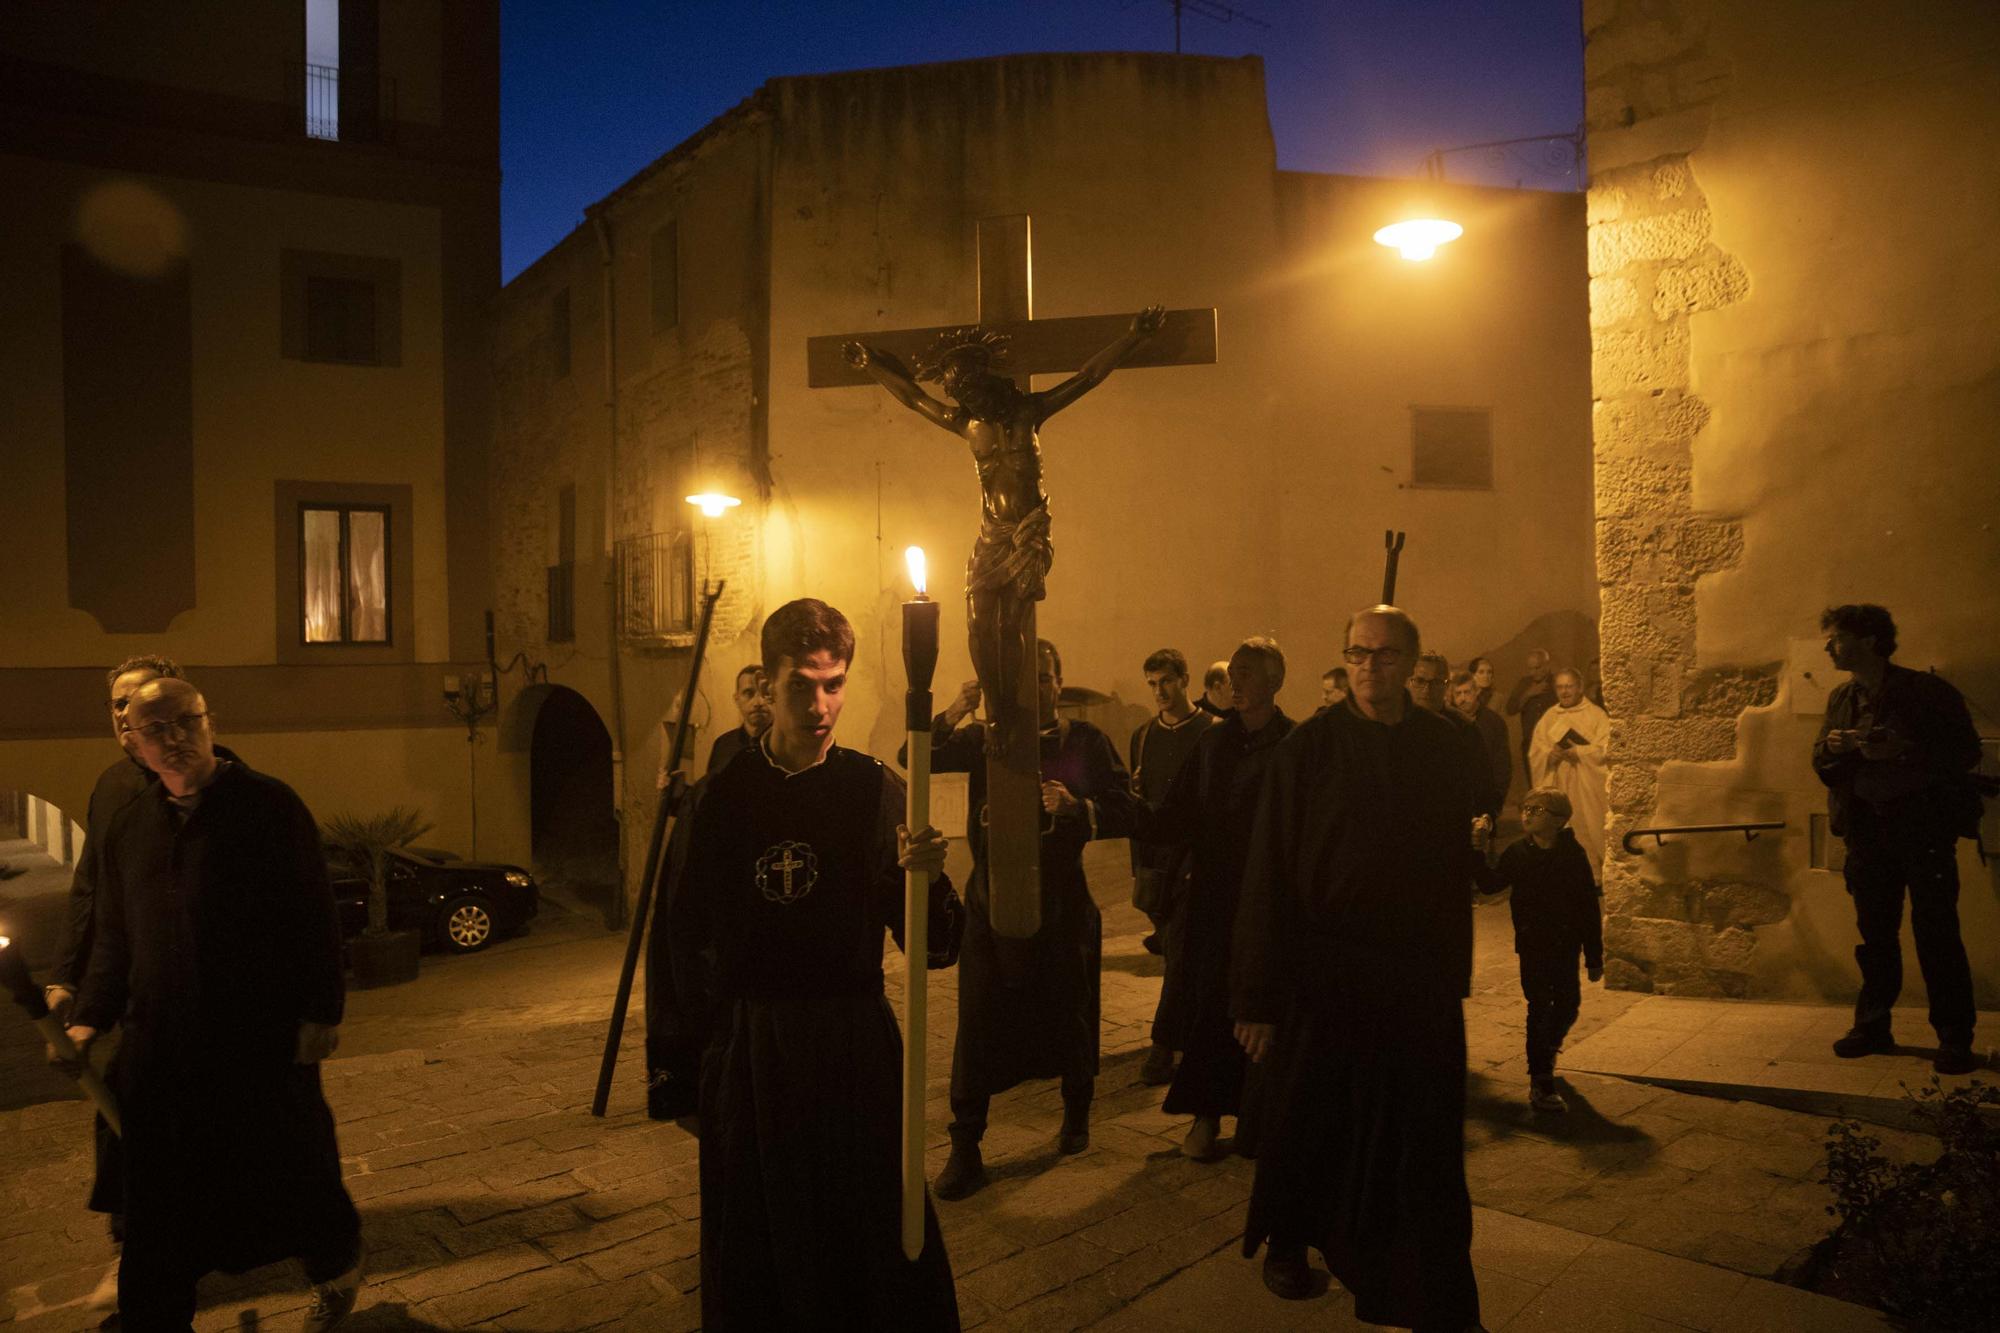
[0,843,1914,1330]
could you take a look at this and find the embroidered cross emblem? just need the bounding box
[755,840,819,904]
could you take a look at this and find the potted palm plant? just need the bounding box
[323,806,432,989]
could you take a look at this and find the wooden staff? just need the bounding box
[1382,529,1407,604]
[592,579,725,1118]
[900,547,941,1261]
[0,936,122,1135]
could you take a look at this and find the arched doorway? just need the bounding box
[528,687,618,913]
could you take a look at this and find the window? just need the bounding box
[548,484,576,643]
[282,250,401,366]
[1410,407,1493,489]
[550,287,571,378]
[300,504,390,643]
[305,275,377,363]
[650,222,679,333]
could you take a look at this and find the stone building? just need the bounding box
[0,3,501,853]
[490,52,1596,905]
[1584,1,2000,999]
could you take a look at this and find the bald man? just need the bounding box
[69,679,361,1330]
[1233,605,1485,1326]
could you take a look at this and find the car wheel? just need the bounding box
[438,893,497,954]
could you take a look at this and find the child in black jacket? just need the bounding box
[1475,788,1604,1113]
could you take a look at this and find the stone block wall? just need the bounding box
[1586,1,1780,995]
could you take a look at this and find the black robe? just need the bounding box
[1129,709,1214,1046]
[56,755,156,989]
[61,747,238,1218]
[666,742,965,1332]
[73,760,357,1280]
[926,717,1137,1102]
[1232,696,1484,1330]
[643,785,708,1120]
[1133,710,1294,1120]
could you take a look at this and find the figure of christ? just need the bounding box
[843,306,1164,753]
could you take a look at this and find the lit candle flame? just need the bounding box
[0,935,10,950]
[905,545,927,597]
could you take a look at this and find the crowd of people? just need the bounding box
[38,599,1983,1331]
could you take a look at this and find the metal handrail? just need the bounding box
[1621,821,1786,854]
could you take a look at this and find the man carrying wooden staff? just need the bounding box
[665,597,965,1330]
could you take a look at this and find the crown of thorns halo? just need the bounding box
[914,327,1012,381]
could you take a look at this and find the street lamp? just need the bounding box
[685,491,741,518]
[1374,218,1464,262]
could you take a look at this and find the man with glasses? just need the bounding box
[41,655,187,1306]
[1813,603,1984,1075]
[67,678,362,1330]
[1231,605,1485,1328]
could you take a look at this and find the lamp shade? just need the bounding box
[685,491,742,518]
[1373,218,1464,261]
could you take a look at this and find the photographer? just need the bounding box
[1812,603,1983,1075]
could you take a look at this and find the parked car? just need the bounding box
[328,846,539,955]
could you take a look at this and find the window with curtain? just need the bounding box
[301,503,389,643]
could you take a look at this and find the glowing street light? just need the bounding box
[1373,218,1464,262]
[685,491,741,519]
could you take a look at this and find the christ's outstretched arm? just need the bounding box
[1034,306,1164,422]
[844,342,962,433]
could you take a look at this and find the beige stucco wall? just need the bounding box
[494,52,1599,902]
[0,155,452,665]
[1585,0,2000,1000]
[0,729,516,874]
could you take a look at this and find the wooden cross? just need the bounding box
[809,214,1216,937]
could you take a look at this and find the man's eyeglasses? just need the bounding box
[122,712,207,742]
[1342,646,1405,666]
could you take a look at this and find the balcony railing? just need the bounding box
[288,61,397,145]
[615,532,696,644]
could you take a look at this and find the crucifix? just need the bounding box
[809,214,1217,937]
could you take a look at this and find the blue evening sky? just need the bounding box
[500,1,1583,280]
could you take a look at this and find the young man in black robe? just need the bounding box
[69,678,361,1332]
[704,664,772,776]
[43,655,184,1259]
[1133,637,1293,1160]
[667,598,965,1331]
[1232,606,1486,1329]
[922,639,1139,1200]
[1129,647,1213,1082]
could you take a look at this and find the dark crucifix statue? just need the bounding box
[843,307,1164,753]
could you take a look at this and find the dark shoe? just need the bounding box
[1934,1042,1981,1075]
[1530,1079,1568,1114]
[1058,1104,1090,1155]
[933,1144,987,1201]
[1261,1244,1315,1300]
[1139,1043,1176,1086]
[1142,932,1163,955]
[303,1249,363,1332]
[1833,1027,1895,1058]
[1182,1116,1222,1160]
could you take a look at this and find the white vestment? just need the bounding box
[1529,698,1611,881]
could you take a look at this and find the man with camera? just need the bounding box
[1813,603,1984,1075]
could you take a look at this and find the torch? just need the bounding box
[0,933,121,1136]
[900,545,941,1262]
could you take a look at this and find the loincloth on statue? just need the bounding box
[966,501,1053,602]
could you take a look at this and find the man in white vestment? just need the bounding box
[1529,669,1611,882]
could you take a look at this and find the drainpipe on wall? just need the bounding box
[591,206,631,932]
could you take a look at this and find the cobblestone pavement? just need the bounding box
[0,845,1904,1330]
